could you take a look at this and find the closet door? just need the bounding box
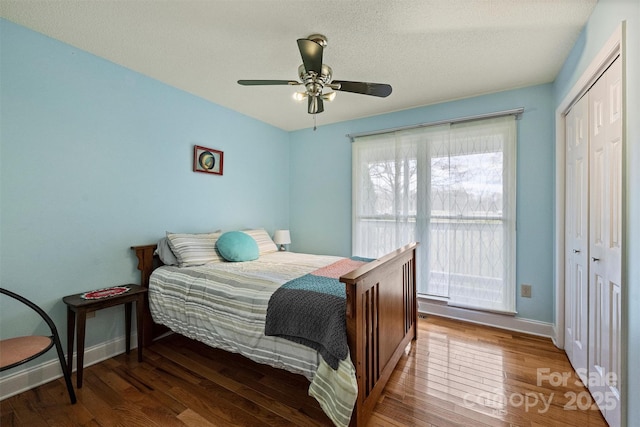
[588,56,622,427]
[564,93,589,383]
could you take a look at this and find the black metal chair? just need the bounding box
[0,288,77,404]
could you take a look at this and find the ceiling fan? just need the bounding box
[238,34,392,115]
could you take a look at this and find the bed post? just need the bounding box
[341,242,418,426]
[131,244,166,347]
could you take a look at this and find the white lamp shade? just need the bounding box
[273,229,291,245]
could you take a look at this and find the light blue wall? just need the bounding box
[289,85,555,323]
[553,0,640,425]
[0,19,290,366]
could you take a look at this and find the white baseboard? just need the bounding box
[551,325,562,348]
[419,299,555,339]
[0,333,137,401]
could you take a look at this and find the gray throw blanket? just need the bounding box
[265,273,347,369]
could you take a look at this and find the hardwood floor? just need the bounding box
[1,316,608,426]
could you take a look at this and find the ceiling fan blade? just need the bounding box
[307,96,324,114]
[297,39,323,74]
[332,80,392,97]
[237,80,299,86]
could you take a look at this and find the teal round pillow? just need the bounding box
[216,231,259,262]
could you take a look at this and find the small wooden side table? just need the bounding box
[63,284,147,388]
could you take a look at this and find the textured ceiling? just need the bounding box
[0,0,597,131]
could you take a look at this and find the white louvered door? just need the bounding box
[588,56,622,427]
[564,93,589,384]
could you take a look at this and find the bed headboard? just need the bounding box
[131,244,164,288]
[131,244,170,345]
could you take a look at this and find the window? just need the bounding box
[352,115,517,313]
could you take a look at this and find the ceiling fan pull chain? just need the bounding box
[313,114,317,131]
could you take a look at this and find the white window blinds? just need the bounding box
[352,115,517,314]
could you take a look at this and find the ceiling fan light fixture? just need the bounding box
[292,91,307,101]
[322,91,336,102]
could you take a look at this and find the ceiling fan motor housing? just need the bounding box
[298,64,332,97]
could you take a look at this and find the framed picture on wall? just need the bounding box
[193,145,223,175]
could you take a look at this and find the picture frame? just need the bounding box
[193,145,223,175]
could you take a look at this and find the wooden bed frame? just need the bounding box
[131,242,418,427]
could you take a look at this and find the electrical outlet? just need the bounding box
[521,284,532,298]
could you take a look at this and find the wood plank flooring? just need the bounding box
[0,316,609,426]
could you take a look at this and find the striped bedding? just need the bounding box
[148,251,358,427]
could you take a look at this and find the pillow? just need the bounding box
[155,237,179,266]
[243,229,278,255]
[166,231,224,267]
[216,231,259,262]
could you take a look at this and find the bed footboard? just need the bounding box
[340,242,419,426]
